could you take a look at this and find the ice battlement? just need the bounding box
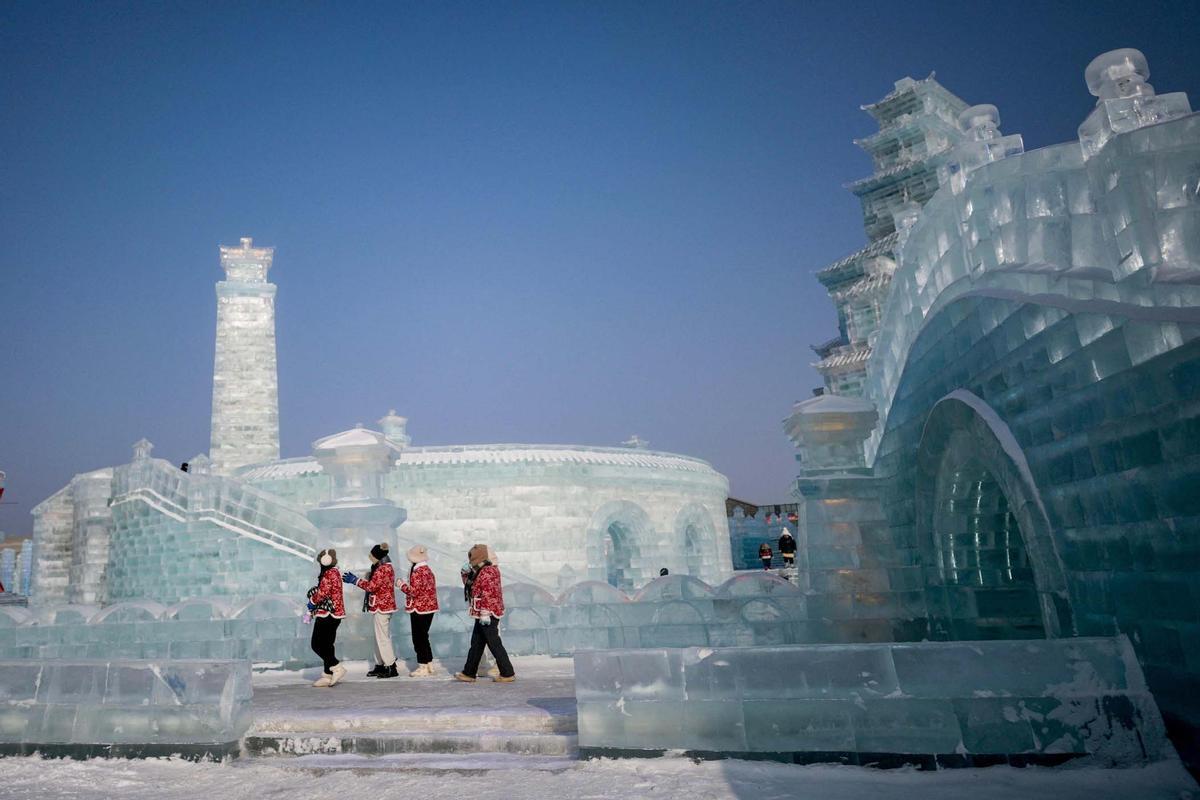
[861,55,1197,462]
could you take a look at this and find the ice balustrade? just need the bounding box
[0,574,928,665]
[0,658,252,759]
[574,636,1171,766]
[110,457,318,561]
[864,94,1199,463]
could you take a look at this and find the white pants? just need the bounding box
[373,612,396,666]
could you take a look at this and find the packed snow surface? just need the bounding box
[0,754,1195,800]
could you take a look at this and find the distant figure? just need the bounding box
[180,462,189,473]
[778,528,796,569]
[758,542,773,570]
[659,567,669,577]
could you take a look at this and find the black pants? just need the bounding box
[462,618,514,678]
[311,616,341,674]
[410,612,435,664]
[782,553,795,565]
[761,556,772,569]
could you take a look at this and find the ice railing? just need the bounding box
[111,458,318,560]
[864,110,1200,464]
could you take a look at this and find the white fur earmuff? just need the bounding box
[319,552,333,567]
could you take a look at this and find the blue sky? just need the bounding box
[2,1,1197,533]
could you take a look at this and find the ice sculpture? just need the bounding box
[575,637,1170,766]
[210,238,279,475]
[0,659,252,758]
[1078,48,1191,159]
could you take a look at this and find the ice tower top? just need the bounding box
[218,236,275,283]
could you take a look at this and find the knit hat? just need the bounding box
[407,544,428,564]
[370,542,389,561]
[780,527,792,538]
[468,543,489,567]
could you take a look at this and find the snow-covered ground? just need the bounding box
[0,753,1195,800]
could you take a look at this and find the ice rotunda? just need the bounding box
[29,238,733,605]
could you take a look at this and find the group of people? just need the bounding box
[303,541,515,688]
[758,527,796,570]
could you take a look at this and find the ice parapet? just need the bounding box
[0,659,252,759]
[574,637,1171,766]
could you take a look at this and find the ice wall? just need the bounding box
[575,637,1171,767]
[0,658,252,759]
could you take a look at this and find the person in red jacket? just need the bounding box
[398,544,439,677]
[344,542,399,678]
[306,548,347,687]
[455,543,515,683]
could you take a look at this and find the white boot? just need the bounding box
[312,673,332,688]
[328,664,347,686]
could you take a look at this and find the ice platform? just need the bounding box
[243,656,580,772]
[574,636,1173,768]
[0,659,252,760]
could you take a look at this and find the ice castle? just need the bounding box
[28,237,733,606]
[4,48,1199,769]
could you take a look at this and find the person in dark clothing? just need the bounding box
[659,567,669,577]
[758,542,773,571]
[778,527,797,568]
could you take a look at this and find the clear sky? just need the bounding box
[2,1,1197,534]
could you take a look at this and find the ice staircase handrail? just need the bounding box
[110,459,317,561]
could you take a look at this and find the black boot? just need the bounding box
[375,662,399,678]
[366,664,386,677]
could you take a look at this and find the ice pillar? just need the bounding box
[209,237,279,475]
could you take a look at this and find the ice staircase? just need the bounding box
[240,663,580,773]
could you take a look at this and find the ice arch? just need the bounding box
[585,501,654,592]
[673,503,718,580]
[915,390,1074,638]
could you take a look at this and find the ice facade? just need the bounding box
[0,573,927,666]
[28,235,733,608]
[725,500,799,570]
[0,658,251,758]
[787,49,1200,763]
[574,637,1170,766]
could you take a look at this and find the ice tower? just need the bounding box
[812,76,969,396]
[209,237,280,475]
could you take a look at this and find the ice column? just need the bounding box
[307,426,406,561]
[1078,48,1191,160]
[209,237,279,475]
[67,469,114,604]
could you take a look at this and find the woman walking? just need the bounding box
[455,544,516,683]
[398,544,439,676]
[306,548,347,687]
[343,542,399,678]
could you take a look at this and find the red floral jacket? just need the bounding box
[398,563,439,614]
[310,567,346,619]
[356,561,397,614]
[468,564,505,619]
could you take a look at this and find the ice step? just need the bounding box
[239,752,579,774]
[249,706,578,736]
[245,730,579,757]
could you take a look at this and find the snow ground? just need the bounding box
[0,753,1195,800]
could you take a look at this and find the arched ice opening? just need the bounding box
[585,501,653,593]
[915,390,1074,639]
